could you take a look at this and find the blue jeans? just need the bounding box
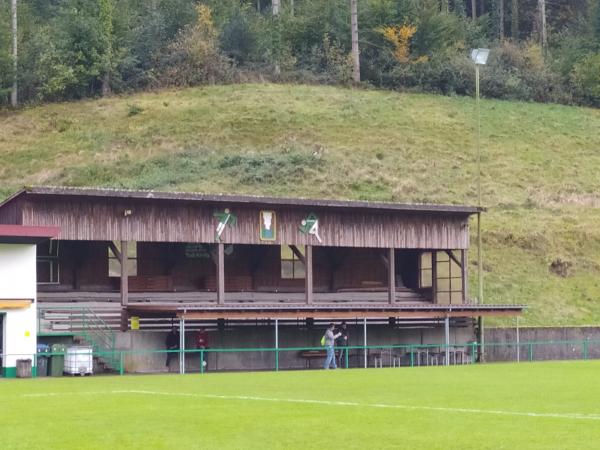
[324,345,337,369]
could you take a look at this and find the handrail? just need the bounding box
[37,305,118,369]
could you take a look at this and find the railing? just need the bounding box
[37,305,118,369]
[3,338,599,378]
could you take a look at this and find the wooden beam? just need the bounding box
[388,248,395,304]
[305,245,313,304]
[461,249,468,303]
[446,250,461,268]
[108,241,122,263]
[289,245,305,265]
[217,242,225,304]
[120,240,129,331]
[380,253,389,270]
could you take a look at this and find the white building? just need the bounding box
[0,225,58,377]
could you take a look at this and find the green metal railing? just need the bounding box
[10,338,600,378]
[37,306,118,369]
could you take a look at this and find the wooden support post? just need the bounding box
[388,248,395,304]
[217,243,225,304]
[432,251,437,304]
[305,245,313,304]
[120,240,128,332]
[461,249,468,303]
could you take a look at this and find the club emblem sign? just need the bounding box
[299,213,322,243]
[260,211,276,241]
[214,208,237,242]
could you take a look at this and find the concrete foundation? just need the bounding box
[485,326,600,362]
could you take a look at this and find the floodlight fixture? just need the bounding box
[471,48,490,65]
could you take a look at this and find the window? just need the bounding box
[281,245,305,279]
[435,251,463,304]
[419,252,432,288]
[37,240,59,284]
[420,251,463,304]
[108,241,137,277]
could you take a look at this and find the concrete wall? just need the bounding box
[484,327,600,362]
[0,244,37,376]
[115,323,476,373]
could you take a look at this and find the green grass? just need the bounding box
[2,362,600,449]
[1,83,600,325]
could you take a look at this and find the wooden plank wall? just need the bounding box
[0,200,22,225]
[20,197,470,249]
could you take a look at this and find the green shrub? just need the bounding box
[571,53,600,107]
[156,5,233,87]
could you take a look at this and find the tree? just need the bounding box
[99,0,114,96]
[499,0,505,40]
[11,0,17,106]
[538,0,547,55]
[273,0,280,74]
[350,0,359,82]
[511,0,519,39]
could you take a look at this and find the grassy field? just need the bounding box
[1,362,600,449]
[1,84,600,325]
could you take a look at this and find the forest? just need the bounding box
[1,0,600,107]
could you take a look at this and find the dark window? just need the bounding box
[37,240,59,284]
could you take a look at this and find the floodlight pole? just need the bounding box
[476,63,482,209]
[474,57,485,363]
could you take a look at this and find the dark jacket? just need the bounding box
[165,331,179,349]
[337,328,349,347]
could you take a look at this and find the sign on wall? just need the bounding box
[299,213,322,243]
[214,209,237,242]
[259,211,276,241]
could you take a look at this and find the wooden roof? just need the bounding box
[2,186,481,215]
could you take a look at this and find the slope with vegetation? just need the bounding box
[1,83,600,326]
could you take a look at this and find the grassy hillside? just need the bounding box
[1,84,600,326]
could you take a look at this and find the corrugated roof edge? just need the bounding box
[1,186,484,214]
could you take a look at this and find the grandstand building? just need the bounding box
[0,186,522,372]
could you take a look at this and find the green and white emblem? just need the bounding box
[214,208,237,242]
[299,212,322,243]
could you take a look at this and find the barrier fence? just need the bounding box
[2,339,600,377]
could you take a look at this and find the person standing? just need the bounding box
[323,323,341,369]
[337,321,349,368]
[165,327,179,369]
[197,327,210,370]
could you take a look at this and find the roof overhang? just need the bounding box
[2,186,483,215]
[0,225,61,244]
[126,303,525,321]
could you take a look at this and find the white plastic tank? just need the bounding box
[64,346,93,375]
